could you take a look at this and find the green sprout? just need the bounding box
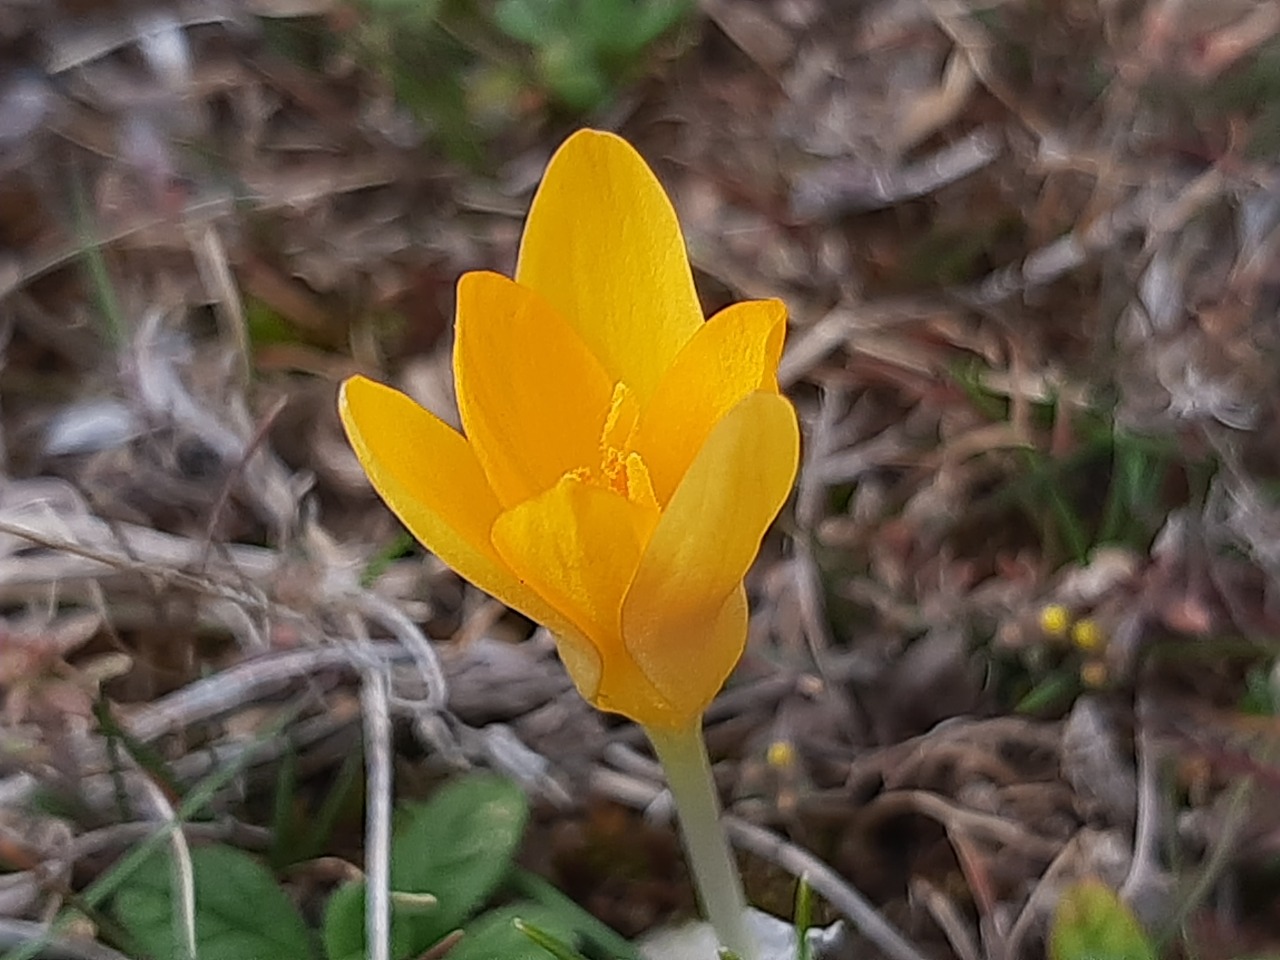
[494,0,693,111]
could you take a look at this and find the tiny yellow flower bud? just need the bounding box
[766,740,795,770]
[1038,604,1071,638]
[1071,618,1104,651]
[1080,660,1108,688]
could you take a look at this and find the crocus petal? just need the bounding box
[454,271,614,507]
[515,129,702,404]
[491,475,668,721]
[633,298,788,504]
[338,376,582,645]
[621,392,799,717]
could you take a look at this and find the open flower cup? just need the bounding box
[340,130,799,735]
[341,129,798,959]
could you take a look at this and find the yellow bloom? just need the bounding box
[1071,618,1104,652]
[766,740,796,770]
[1038,604,1070,639]
[339,130,800,731]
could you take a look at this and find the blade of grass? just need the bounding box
[506,866,642,960]
[71,170,128,349]
[1015,671,1081,716]
[794,876,814,960]
[359,531,415,588]
[1,701,308,960]
[1017,449,1091,563]
[268,747,300,871]
[299,746,363,863]
[513,919,590,960]
[94,698,184,803]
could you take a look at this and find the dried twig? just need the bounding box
[1120,690,1163,904]
[359,657,393,960]
[0,919,132,960]
[134,774,197,960]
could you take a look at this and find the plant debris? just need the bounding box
[3,0,1280,958]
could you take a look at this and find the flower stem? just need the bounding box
[646,722,756,960]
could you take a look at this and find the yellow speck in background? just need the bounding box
[1038,604,1071,638]
[1071,618,1104,652]
[1080,660,1108,688]
[766,740,795,770]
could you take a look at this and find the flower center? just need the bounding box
[591,382,657,508]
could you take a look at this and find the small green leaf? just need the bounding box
[506,867,641,960]
[1240,664,1280,716]
[393,774,528,938]
[321,880,365,960]
[449,903,578,960]
[1015,670,1080,715]
[246,300,299,348]
[599,0,689,57]
[632,0,692,45]
[359,531,416,588]
[793,875,814,960]
[323,775,529,959]
[1050,880,1156,960]
[495,0,556,44]
[113,845,314,960]
[536,40,611,111]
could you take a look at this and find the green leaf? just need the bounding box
[113,844,314,960]
[365,0,444,23]
[515,918,592,960]
[598,0,689,58]
[1240,664,1280,716]
[449,903,578,960]
[393,774,527,935]
[536,40,611,111]
[495,0,556,44]
[506,867,642,960]
[1049,880,1156,960]
[633,0,692,45]
[322,774,529,960]
[793,875,814,960]
[580,0,630,52]
[359,532,416,588]
[321,880,365,960]
[246,299,300,349]
[322,878,446,960]
[1015,670,1080,715]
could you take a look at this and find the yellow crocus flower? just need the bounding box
[338,130,800,732]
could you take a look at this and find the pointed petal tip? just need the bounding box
[455,268,507,299]
[519,127,702,402]
[337,374,393,439]
[554,127,635,155]
[622,391,799,708]
[634,298,791,502]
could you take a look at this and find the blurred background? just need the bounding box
[3,1,1280,958]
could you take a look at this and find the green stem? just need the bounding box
[646,722,755,960]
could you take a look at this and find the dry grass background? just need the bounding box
[2,0,1280,957]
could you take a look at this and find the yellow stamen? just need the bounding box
[601,381,639,449]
